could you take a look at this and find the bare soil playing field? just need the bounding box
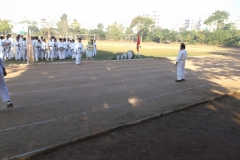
[30,93,240,160]
[0,49,239,159]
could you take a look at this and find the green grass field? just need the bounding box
[3,41,239,65]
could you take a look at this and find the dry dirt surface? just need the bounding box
[30,93,240,160]
[0,51,240,159]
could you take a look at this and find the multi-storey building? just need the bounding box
[143,11,160,27]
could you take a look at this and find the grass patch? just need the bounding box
[3,41,239,65]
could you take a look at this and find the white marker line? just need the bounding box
[5,65,162,81]
[0,119,56,132]
[0,84,208,133]
[6,61,168,76]
[11,73,163,95]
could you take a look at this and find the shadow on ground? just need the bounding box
[0,49,239,159]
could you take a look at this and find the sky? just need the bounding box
[1,0,240,29]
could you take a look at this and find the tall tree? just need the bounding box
[0,20,11,35]
[107,22,124,41]
[70,19,81,34]
[204,10,230,29]
[97,23,104,30]
[57,13,70,37]
[130,16,154,41]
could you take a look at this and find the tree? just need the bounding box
[39,18,56,39]
[57,13,70,37]
[29,25,40,36]
[204,10,230,29]
[130,16,154,41]
[97,23,104,30]
[90,29,106,40]
[70,19,81,34]
[0,20,11,35]
[107,22,124,41]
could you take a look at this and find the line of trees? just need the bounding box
[0,10,239,46]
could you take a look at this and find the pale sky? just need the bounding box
[1,0,240,29]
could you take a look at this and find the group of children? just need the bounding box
[0,34,97,64]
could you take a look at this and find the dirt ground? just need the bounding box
[29,93,240,160]
[1,52,240,159]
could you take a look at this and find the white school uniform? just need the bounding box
[14,41,22,60]
[70,42,75,58]
[22,40,27,60]
[176,49,188,80]
[41,42,47,60]
[63,41,68,58]
[3,39,11,60]
[0,58,10,102]
[58,41,64,59]
[74,42,84,65]
[0,39,4,59]
[47,41,54,61]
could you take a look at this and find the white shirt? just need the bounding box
[58,41,64,48]
[63,41,68,49]
[4,39,11,48]
[14,41,22,49]
[70,43,75,50]
[74,42,84,53]
[9,37,14,47]
[33,39,38,48]
[41,42,46,50]
[0,39,3,47]
[48,41,54,47]
[22,41,27,49]
[176,49,187,62]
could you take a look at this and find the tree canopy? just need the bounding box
[204,10,230,29]
[0,20,11,35]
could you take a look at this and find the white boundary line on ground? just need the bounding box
[7,68,167,87]
[0,84,208,133]
[6,89,240,160]
[5,62,171,80]
[10,73,163,95]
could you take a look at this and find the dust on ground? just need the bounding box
[29,93,240,160]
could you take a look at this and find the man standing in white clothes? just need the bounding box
[3,35,11,60]
[0,58,13,108]
[41,39,47,60]
[63,38,68,59]
[0,36,4,59]
[32,37,39,61]
[47,38,54,61]
[22,38,27,61]
[14,38,22,61]
[58,38,64,60]
[8,34,14,60]
[175,43,188,82]
[74,38,84,65]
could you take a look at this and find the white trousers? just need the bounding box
[34,47,38,61]
[15,48,22,60]
[48,48,54,60]
[58,50,64,59]
[0,47,3,59]
[0,70,10,102]
[76,52,82,64]
[22,48,27,60]
[41,50,46,60]
[177,61,185,80]
[3,47,11,60]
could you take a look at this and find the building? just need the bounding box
[184,19,196,30]
[11,23,28,34]
[143,11,160,27]
[233,16,240,30]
